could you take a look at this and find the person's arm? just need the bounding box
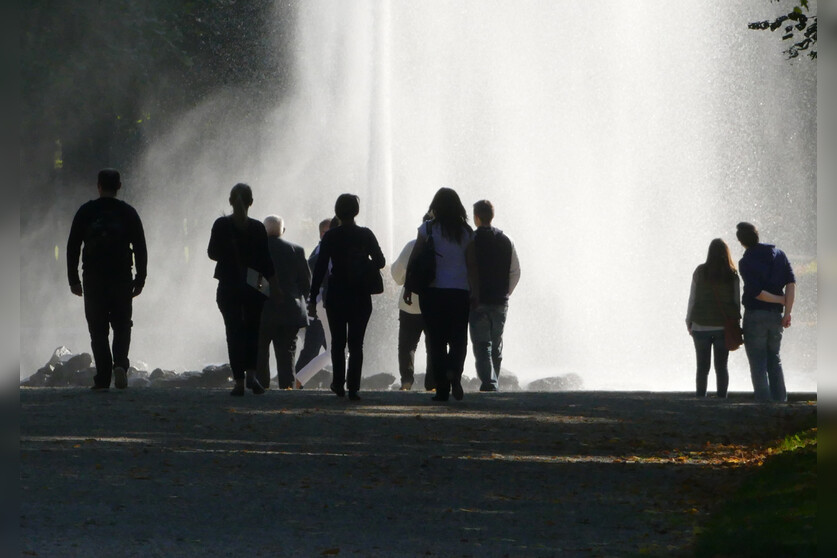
[297,247,312,300]
[390,241,413,285]
[782,282,796,328]
[66,208,85,296]
[402,232,426,305]
[130,208,148,297]
[207,218,223,262]
[508,240,521,295]
[466,238,479,308]
[367,229,386,269]
[755,290,785,304]
[685,274,697,334]
[734,275,741,318]
[308,233,331,315]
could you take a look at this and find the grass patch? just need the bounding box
[692,427,817,557]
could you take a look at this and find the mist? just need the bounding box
[20,1,817,392]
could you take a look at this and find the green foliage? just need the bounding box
[749,1,817,60]
[692,428,817,557]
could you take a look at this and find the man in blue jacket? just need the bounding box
[736,222,796,402]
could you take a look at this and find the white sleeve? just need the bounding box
[508,240,521,295]
[390,240,415,285]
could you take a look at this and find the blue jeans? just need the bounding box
[743,309,787,402]
[469,303,508,389]
[691,330,729,398]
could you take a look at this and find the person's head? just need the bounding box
[334,193,360,222]
[330,216,341,229]
[473,199,494,227]
[264,215,284,238]
[703,238,737,283]
[229,183,253,213]
[97,169,121,196]
[318,218,331,239]
[736,222,759,248]
[428,187,469,241]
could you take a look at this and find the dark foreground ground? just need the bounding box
[20,388,816,557]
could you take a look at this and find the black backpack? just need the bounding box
[84,207,130,267]
[404,222,436,295]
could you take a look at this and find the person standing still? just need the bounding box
[256,215,311,389]
[468,200,521,392]
[67,169,147,391]
[736,222,795,402]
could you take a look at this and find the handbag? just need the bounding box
[348,242,384,295]
[364,260,384,295]
[712,283,743,351]
[404,221,436,295]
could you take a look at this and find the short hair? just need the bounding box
[334,193,360,221]
[473,199,494,224]
[318,218,332,236]
[229,183,253,205]
[736,222,759,247]
[264,215,283,237]
[97,169,121,192]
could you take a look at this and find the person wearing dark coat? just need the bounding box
[256,215,311,389]
[208,183,275,396]
[67,168,147,391]
[308,195,385,401]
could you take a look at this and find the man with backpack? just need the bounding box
[67,169,147,391]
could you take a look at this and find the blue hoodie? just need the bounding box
[739,243,796,312]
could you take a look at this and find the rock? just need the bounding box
[526,374,583,392]
[200,364,233,387]
[68,367,96,386]
[150,368,177,381]
[364,373,396,390]
[304,368,333,390]
[461,375,481,392]
[498,369,521,392]
[63,353,93,374]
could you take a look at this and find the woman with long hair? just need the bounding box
[685,238,741,397]
[308,194,385,401]
[208,183,275,396]
[405,187,474,402]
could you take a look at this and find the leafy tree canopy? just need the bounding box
[749,0,817,59]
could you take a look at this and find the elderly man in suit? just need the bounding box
[256,215,312,389]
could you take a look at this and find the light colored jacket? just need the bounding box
[391,239,421,314]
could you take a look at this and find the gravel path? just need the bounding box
[20,388,816,557]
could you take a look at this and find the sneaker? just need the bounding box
[399,382,413,391]
[230,384,245,396]
[348,391,361,401]
[295,380,303,390]
[479,384,497,392]
[330,383,346,398]
[245,372,265,395]
[113,367,128,389]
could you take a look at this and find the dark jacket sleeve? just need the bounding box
[309,233,331,303]
[207,218,225,263]
[130,207,148,287]
[367,229,386,269]
[296,246,312,299]
[66,206,86,286]
[254,223,275,279]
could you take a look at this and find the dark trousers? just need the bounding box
[326,296,372,393]
[420,288,470,397]
[691,330,729,397]
[296,318,326,373]
[257,322,299,388]
[398,310,434,389]
[83,276,133,388]
[217,290,264,380]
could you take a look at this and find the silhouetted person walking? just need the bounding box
[208,183,275,396]
[391,213,435,392]
[295,218,332,380]
[67,169,147,391]
[736,222,795,402]
[468,200,521,392]
[256,215,311,389]
[308,195,385,400]
[405,188,474,402]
